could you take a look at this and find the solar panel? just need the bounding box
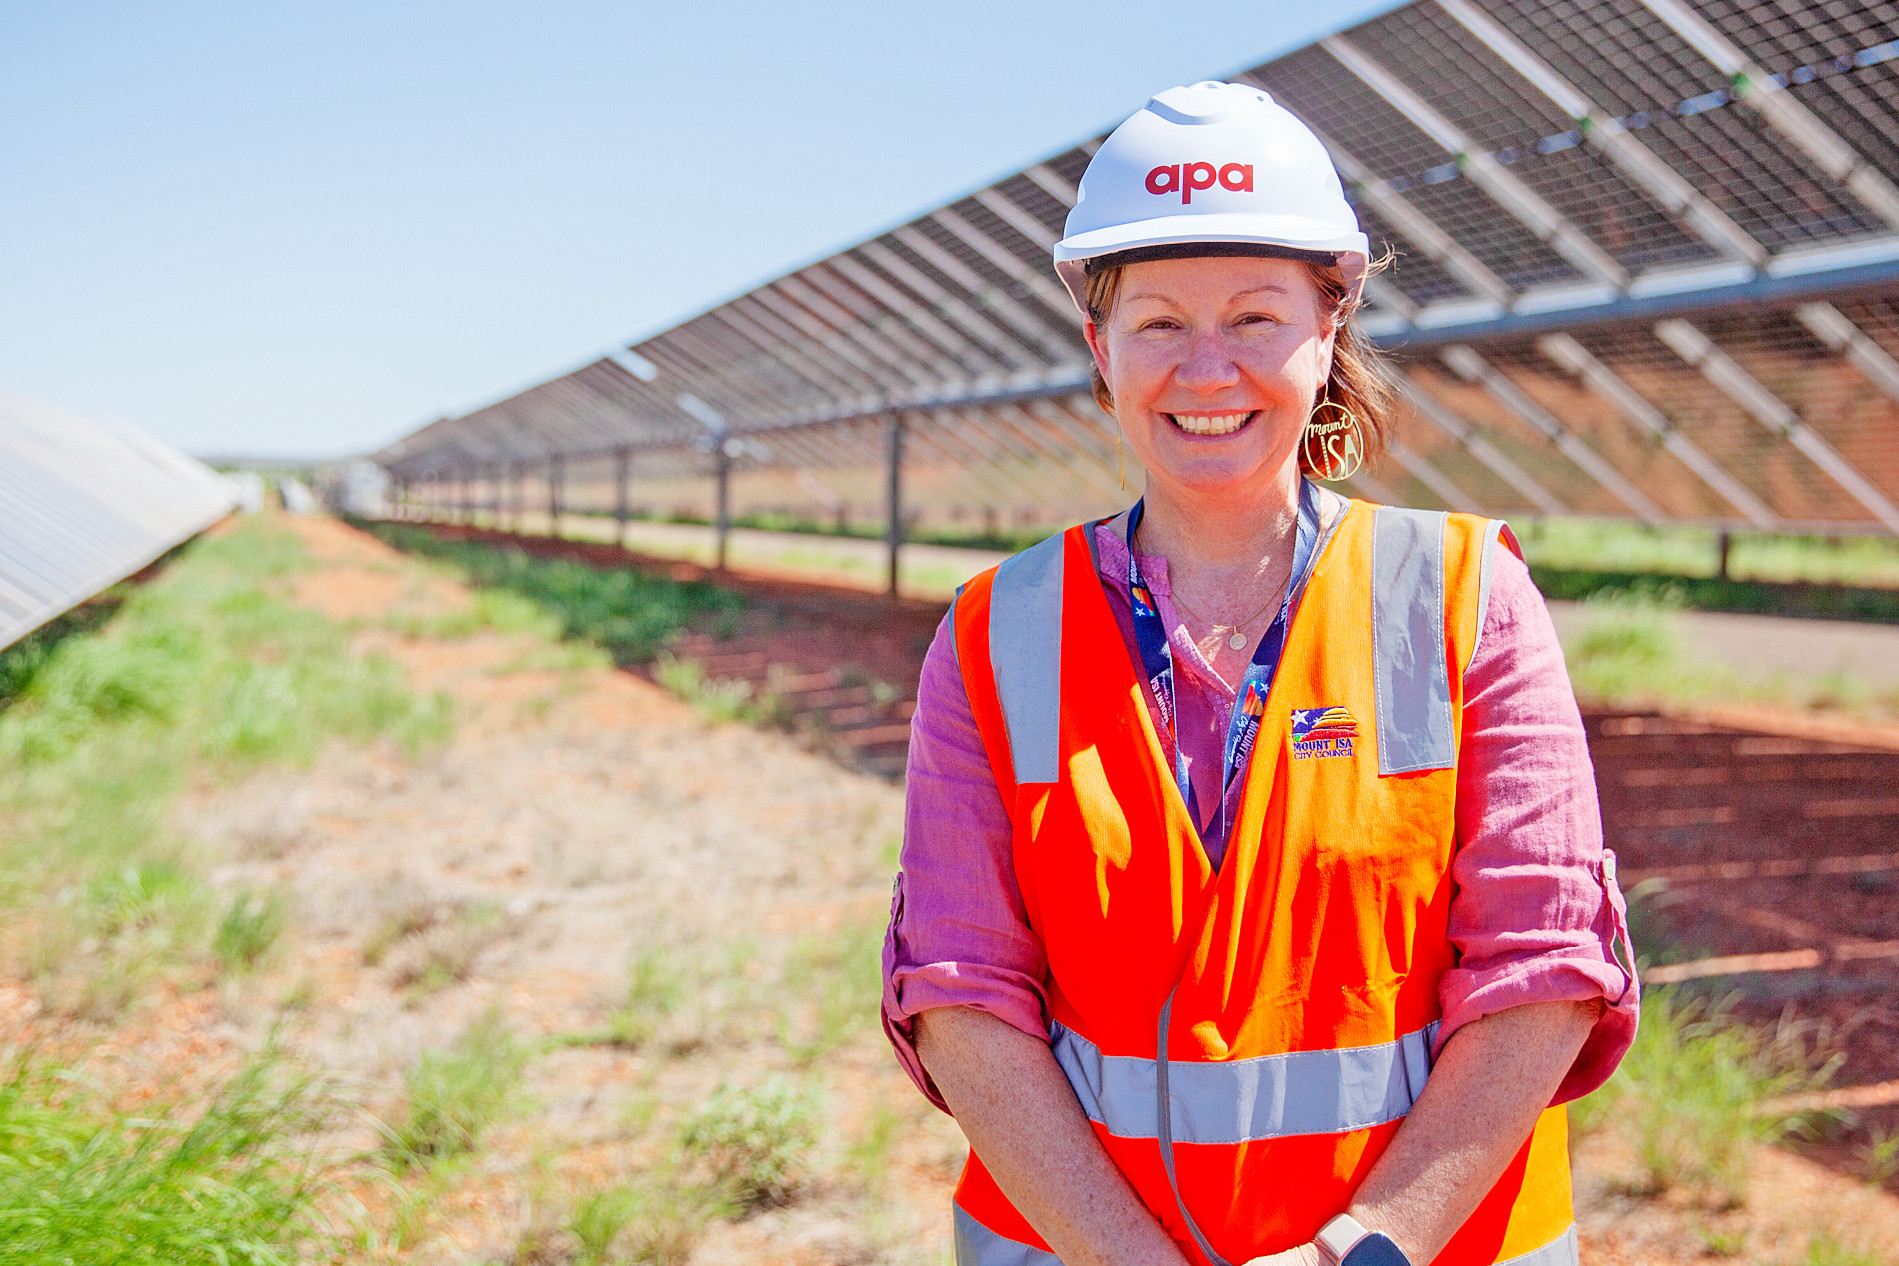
[0,395,236,651]
[379,0,1899,544]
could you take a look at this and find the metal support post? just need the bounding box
[548,456,563,537]
[714,433,731,572]
[886,413,905,598]
[1717,531,1732,581]
[614,446,631,548]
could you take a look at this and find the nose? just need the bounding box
[1172,328,1241,395]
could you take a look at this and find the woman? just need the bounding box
[882,82,1637,1266]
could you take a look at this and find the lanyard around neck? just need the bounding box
[1123,479,1322,838]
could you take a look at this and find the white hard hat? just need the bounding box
[1054,81,1369,315]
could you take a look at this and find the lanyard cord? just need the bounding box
[1124,480,1322,842]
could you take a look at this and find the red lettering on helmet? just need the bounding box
[1150,162,1255,202]
[1183,161,1217,203]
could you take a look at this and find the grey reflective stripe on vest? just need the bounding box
[989,533,1067,784]
[1372,507,1454,775]
[955,1204,1577,1266]
[953,1202,1059,1266]
[1051,1018,1439,1145]
[1502,1224,1580,1266]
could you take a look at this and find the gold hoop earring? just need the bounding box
[1302,395,1365,482]
[1117,433,1126,492]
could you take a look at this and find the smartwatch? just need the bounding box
[1315,1214,1412,1266]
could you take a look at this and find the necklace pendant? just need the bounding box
[1229,631,1248,650]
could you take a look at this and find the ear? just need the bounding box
[1315,315,1341,386]
[1083,317,1113,384]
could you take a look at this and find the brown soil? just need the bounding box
[381,521,1899,1258]
[16,515,965,1264]
[19,514,1899,1263]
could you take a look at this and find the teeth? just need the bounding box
[1167,412,1253,436]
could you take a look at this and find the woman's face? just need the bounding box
[1084,255,1336,503]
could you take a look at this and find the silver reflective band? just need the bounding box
[1372,507,1454,775]
[1051,1020,1438,1145]
[953,1202,1059,1266]
[954,1197,1576,1265]
[989,532,1066,784]
[1501,1225,1579,1266]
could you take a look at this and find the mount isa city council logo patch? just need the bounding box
[1291,706,1359,760]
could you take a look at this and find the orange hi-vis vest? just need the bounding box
[945,501,1577,1266]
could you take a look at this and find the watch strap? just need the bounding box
[1316,1215,1368,1265]
[1316,1215,1412,1266]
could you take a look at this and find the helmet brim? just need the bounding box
[1053,214,1369,316]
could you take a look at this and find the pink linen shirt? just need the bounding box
[882,512,1638,1112]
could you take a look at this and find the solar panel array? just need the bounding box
[0,394,236,651]
[379,0,1899,554]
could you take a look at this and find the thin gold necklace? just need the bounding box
[1130,515,1286,650]
[1168,583,1284,650]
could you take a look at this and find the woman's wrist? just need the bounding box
[1318,1213,1413,1266]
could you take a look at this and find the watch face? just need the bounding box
[1341,1234,1411,1266]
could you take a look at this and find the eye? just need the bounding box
[1136,317,1182,332]
[1233,312,1280,327]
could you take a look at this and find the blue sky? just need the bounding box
[1,1,1400,458]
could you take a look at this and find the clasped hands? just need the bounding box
[1242,1243,1326,1266]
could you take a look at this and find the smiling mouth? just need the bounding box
[1166,411,1258,436]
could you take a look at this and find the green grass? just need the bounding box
[0,516,466,1262]
[0,599,126,711]
[678,1077,820,1207]
[777,923,883,1067]
[1514,516,1899,590]
[1562,588,1702,706]
[0,517,450,1013]
[1516,517,1899,623]
[1804,1233,1888,1266]
[213,888,289,974]
[384,585,560,642]
[2,520,447,774]
[377,1008,529,1171]
[1560,587,1899,720]
[556,1168,732,1266]
[363,524,745,663]
[552,946,698,1052]
[651,654,790,727]
[0,1046,334,1265]
[1568,989,1831,1208]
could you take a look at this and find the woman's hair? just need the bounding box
[1082,252,1396,478]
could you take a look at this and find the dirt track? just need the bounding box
[34,513,1894,1264]
[201,516,965,1263]
[401,522,1899,1203]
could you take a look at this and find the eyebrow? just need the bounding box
[1120,284,1292,305]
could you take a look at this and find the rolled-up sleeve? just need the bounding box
[1440,540,1639,1104]
[881,614,1049,1112]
